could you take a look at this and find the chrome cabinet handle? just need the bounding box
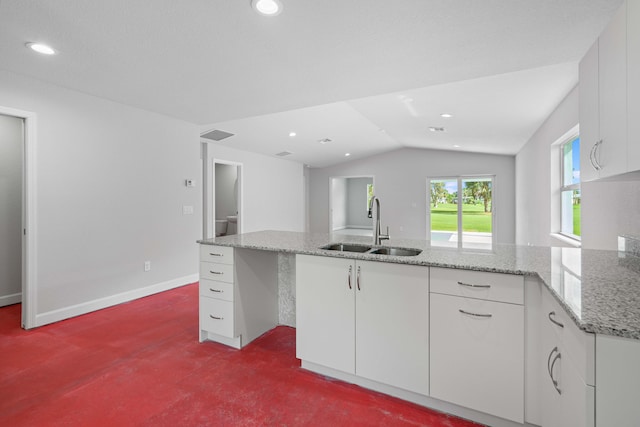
[547,346,557,378]
[457,281,491,289]
[209,271,223,275]
[209,314,223,320]
[590,140,603,171]
[357,266,361,291]
[209,288,223,293]
[550,350,562,395]
[459,309,492,318]
[348,265,352,289]
[209,253,223,257]
[548,311,564,328]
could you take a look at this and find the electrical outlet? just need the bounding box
[144,261,151,272]
[183,205,194,215]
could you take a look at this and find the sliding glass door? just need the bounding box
[429,176,494,249]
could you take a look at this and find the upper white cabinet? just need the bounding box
[296,254,429,395]
[580,3,628,181]
[628,0,640,173]
[580,1,640,181]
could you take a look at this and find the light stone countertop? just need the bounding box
[198,230,640,340]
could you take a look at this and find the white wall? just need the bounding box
[205,143,305,233]
[0,69,202,324]
[0,114,23,306]
[310,148,516,243]
[331,178,347,230]
[515,86,579,247]
[515,84,640,250]
[215,163,237,219]
[347,177,373,228]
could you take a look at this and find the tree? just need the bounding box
[465,181,492,213]
[431,182,447,208]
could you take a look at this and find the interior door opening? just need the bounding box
[213,160,242,238]
[329,176,374,237]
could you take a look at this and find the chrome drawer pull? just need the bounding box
[357,266,361,291]
[548,311,564,328]
[209,288,223,293]
[210,271,223,275]
[457,281,491,289]
[550,351,562,395]
[348,265,352,289]
[209,253,223,257]
[459,309,492,318]
[209,315,224,320]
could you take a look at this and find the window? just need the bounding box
[560,136,580,239]
[429,176,494,249]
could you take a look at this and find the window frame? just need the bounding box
[559,135,581,241]
[427,175,496,250]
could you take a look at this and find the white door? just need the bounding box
[296,255,356,374]
[355,260,429,395]
[0,114,24,307]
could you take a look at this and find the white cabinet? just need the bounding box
[580,2,633,181]
[429,267,524,423]
[539,287,595,427]
[296,254,429,395]
[628,0,640,172]
[199,245,278,349]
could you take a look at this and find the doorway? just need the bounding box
[213,161,241,237]
[329,176,374,237]
[0,106,37,329]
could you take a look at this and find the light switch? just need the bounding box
[185,179,196,187]
[183,205,194,215]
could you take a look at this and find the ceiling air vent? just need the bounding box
[275,151,293,157]
[200,129,235,141]
[317,138,333,144]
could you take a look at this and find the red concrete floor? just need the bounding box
[0,283,484,427]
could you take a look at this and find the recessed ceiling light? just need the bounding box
[440,113,453,118]
[289,132,296,137]
[345,153,351,157]
[251,0,283,16]
[429,127,445,132]
[26,42,56,55]
[453,144,461,148]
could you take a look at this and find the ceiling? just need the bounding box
[0,0,623,167]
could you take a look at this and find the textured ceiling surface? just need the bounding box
[0,0,623,166]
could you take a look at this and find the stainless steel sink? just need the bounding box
[369,247,422,256]
[320,243,372,253]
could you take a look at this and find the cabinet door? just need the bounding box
[296,255,355,374]
[430,293,524,423]
[628,0,640,173]
[355,261,429,395]
[540,317,563,427]
[598,3,628,178]
[579,40,600,182]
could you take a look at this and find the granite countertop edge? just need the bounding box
[198,231,640,340]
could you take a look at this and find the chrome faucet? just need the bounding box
[368,197,390,245]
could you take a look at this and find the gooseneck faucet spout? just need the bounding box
[369,197,390,245]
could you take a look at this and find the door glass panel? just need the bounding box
[430,179,458,247]
[461,178,492,250]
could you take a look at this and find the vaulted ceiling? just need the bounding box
[0,0,623,166]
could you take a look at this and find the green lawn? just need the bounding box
[431,203,492,233]
[573,204,581,236]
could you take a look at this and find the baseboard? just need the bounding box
[0,292,22,307]
[33,274,199,328]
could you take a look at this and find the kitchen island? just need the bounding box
[198,230,640,427]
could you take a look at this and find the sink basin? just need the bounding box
[369,247,422,256]
[321,243,372,253]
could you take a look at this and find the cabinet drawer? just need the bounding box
[199,297,234,338]
[430,267,524,305]
[541,287,595,386]
[200,262,234,283]
[200,245,234,264]
[199,279,234,302]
